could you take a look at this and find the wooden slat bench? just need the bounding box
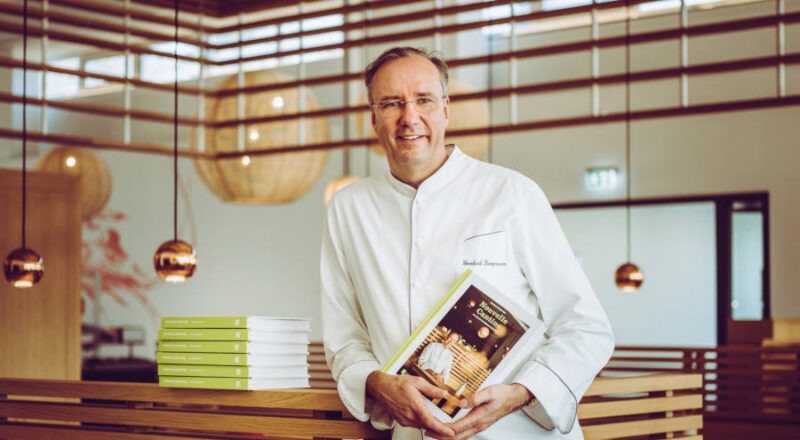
[0,378,387,439]
[0,373,702,439]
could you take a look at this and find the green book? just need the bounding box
[161,316,310,332]
[157,340,309,354]
[159,375,309,390]
[156,351,307,366]
[158,328,309,344]
[158,364,308,378]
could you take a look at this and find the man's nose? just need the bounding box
[399,100,422,122]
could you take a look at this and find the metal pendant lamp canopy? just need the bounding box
[615,0,644,292]
[3,0,44,289]
[153,0,196,283]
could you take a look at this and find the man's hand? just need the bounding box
[366,371,455,438]
[427,383,532,440]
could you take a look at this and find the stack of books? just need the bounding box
[157,316,311,390]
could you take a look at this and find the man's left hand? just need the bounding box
[425,383,532,440]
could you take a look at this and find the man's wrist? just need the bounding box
[512,383,536,408]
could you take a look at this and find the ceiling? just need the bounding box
[126,0,322,18]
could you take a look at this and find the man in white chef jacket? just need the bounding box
[321,46,614,440]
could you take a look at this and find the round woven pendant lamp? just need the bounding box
[36,146,112,219]
[357,79,489,160]
[194,69,330,204]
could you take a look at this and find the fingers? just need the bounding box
[459,386,492,408]
[415,379,449,400]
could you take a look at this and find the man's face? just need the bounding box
[369,55,449,175]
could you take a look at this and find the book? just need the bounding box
[381,269,544,421]
[159,375,310,390]
[158,364,308,378]
[156,351,308,367]
[158,340,309,355]
[158,328,309,344]
[161,316,311,332]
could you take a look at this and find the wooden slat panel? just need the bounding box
[0,425,221,440]
[579,395,702,419]
[0,401,374,439]
[583,415,703,440]
[586,374,703,396]
[0,170,81,382]
[0,378,345,411]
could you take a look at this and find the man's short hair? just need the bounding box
[364,47,449,103]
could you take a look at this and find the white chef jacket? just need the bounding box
[321,146,614,439]
[417,341,455,385]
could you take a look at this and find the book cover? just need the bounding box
[157,364,308,378]
[158,328,309,344]
[156,351,308,367]
[159,375,310,390]
[161,316,311,332]
[381,269,544,420]
[157,340,309,355]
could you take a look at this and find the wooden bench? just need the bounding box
[0,373,702,439]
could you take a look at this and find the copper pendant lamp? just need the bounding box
[3,0,44,289]
[153,0,196,283]
[615,0,644,292]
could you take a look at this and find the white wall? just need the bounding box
[556,204,718,347]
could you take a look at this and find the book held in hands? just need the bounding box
[381,270,544,420]
[157,315,311,390]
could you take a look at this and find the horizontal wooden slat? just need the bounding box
[0,378,346,411]
[579,395,703,420]
[586,374,703,396]
[0,424,220,440]
[0,401,373,439]
[583,415,703,440]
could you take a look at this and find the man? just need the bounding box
[417,331,460,386]
[321,47,614,440]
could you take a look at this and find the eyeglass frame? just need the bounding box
[369,95,448,117]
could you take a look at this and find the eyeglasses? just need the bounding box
[371,96,445,117]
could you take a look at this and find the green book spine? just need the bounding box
[159,376,253,390]
[158,376,309,390]
[156,352,250,365]
[158,328,254,341]
[161,317,251,328]
[157,340,307,354]
[158,364,253,377]
[156,351,308,366]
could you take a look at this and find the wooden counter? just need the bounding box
[0,373,703,439]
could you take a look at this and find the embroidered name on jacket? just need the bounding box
[462,259,507,267]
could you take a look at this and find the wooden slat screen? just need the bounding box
[0,0,796,159]
[605,345,800,426]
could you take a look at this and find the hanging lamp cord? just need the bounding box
[625,0,632,262]
[173,0,179,241]
[21,0,28,249]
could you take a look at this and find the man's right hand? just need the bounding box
[366,371,455,438]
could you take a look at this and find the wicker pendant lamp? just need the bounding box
[194,69,330,204]
[37,146,112,219]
